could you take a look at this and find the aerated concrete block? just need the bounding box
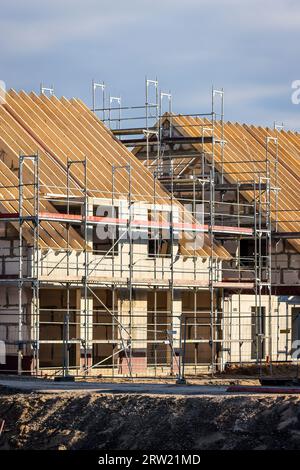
[0,240,11,256]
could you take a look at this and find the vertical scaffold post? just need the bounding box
[83,157,88,373]
[65,158,87,374]
[253,178,259,365]
[92,80,106,120]
[145,78,159,166]
[127,163,133,377]
[111,163,133,377]
[109,96,122,130]
[18,153,39,376]
[266,136,277,371]
[65,159,71,377]
[212,88,224,183]
[169,142,175,376]
[18,154,24,376]
[33,152,40,376]
[40,84,54,97]
[160,91,172,138]
[209,87,217,375]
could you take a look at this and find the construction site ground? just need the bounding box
[1,374,300,450]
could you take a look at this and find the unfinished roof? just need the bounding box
[0,91,229,258]
[146,114,300,252]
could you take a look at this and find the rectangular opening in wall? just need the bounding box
[292,308,300,358]
[52,202,82,237]
[147,209,171,258]
[251,306,266,360]
[182,291,211,366]
[93,206,119,256]
[92,289,116,368]
[240,239,267,267]
[39,289,79,368]
[147,291,170,366]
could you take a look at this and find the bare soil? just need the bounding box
[75,363,300,386]
[1,386,300,450]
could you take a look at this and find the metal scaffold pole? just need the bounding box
[34,152,40,376]
[83,157,88,374]
[92,80,106,119]
[18,154,24,376]
[210,88,216,375]
[110,163,133,378]
[18,153,40,376]
[266,136,277,372]
[128,163,134,377]
[64,157,88,376]
[212,88,225,183]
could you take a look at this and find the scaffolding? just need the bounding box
[0,79,288,380]
[92,77,279,375]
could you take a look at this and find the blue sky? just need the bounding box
[1,0,300,129]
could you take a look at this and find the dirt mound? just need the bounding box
[1,388,300,450]
[221,363,300,378]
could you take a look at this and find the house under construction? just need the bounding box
[0,81,299,378]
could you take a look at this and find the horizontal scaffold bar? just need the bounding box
[112,127,148,136]
[37,275,255,289]
[37,212,253,235]
[0,211,253,235]
[272,232,300,239]
[119,135,222,146]
[0,275,255,290]
[161,182,268,191]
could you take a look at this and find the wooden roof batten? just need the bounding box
[140,114,300,253]
[0,90,230,260]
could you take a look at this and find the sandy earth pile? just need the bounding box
[1,387,300,450]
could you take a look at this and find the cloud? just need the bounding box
[175,84,288,111]
[225,84,289,105]
[0,2,139,54]
[0,0,300,130]
[2,0,300,56]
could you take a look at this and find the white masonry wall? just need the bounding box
[0,286,31,358]
[36,198,214,285]
[222,294,293,365]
